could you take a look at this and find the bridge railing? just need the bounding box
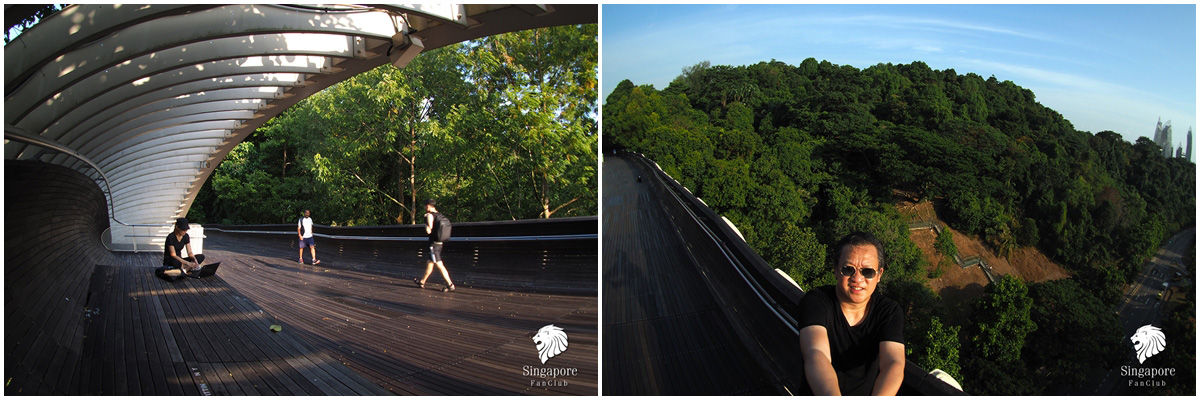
[204,217,598,293]
[626,152,964,396]
[206,216,596,240]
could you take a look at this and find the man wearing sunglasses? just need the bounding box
[797,231,905,395]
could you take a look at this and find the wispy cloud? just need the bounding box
[957,59,1118,92]
[812,14,1058,43]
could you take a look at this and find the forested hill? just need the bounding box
[191,25,598,226]
[605,58,1193,299]
[604,59,1195,394]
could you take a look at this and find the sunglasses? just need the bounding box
[839,265,879,280]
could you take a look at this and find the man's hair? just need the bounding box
[833,231,885,271]
[425,199,436,206]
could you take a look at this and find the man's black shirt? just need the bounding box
[798,285,904,395]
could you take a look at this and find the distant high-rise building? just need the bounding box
[1162,121,1174,158]
[1154,118,1164,148]
[1152,115,1161,142]
[1176,146,1183,158]
[1187,127,1193,162]
[1151,118,1181,158]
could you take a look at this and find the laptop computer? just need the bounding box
[188,262,220,278]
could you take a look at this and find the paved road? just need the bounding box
[601,155,776,395]
[1070,226,1195,395]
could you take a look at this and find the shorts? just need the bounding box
[429,242,443,263]
[299,236,316,248]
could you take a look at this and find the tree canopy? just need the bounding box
[191,24,598,225]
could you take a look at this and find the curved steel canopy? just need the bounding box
[4,4,596,248]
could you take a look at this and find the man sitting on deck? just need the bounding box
[798,231,905,395]
[157,217,205,279]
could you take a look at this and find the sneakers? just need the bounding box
[313,260,321,265]
[298,258,304,264]
[442,284,456,292]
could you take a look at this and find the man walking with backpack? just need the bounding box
[298,209,320,265]
[415,199,455,292]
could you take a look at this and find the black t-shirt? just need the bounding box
[426,212,436,243]
[798,285,904,395]
[163,232,190,264]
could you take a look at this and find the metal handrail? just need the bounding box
[204,226,595,241]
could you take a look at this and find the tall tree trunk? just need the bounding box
[409,147,417,224]
[541,170,550,218]
[396,155,405,224]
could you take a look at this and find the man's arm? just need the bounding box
[167,244,187,268]
[425,213,434,235]
[183,242,197,268]
[298,219,303,237]
[799,325,841,396]
[871,341,905,396]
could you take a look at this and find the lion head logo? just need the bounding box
[533,324,568,364]
[1131,324,1166,364]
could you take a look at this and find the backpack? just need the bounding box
[431,212,452,242]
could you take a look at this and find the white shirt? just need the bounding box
[299,217,314,238]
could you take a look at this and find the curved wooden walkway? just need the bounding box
[601,155,777,395]
[202,232,598,395]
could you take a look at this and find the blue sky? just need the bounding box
[602,4,1197,151]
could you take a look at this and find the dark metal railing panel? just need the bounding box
[205,216,597,238]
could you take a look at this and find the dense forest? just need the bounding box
[190,24,598,226]
[603,58,1195,395]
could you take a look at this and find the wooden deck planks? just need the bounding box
[66,260,390,395]
[200,229,598,396]
[602,156,779,396]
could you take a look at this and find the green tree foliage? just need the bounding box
[1025,279,1124,387]
[454,24,599,219]
[935,227,957,258]
[882,276,940,357]
[961,275,1040,395]
[756,225,829,288]
[912,316,962,383]
[968,275,1036,363]
[192,25,597,224]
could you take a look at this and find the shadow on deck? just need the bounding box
[78,256,390,395]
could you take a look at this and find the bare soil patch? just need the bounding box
[896,193,1072,326]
